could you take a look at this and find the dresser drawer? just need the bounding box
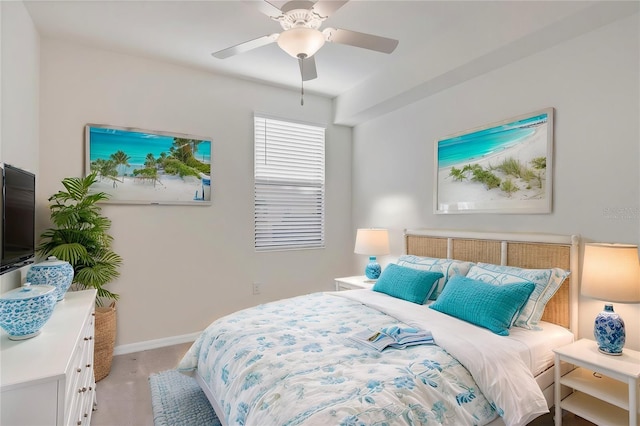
[79,384,95,425]
[66,340,85,401]
[69,364,94,426]
[65,308,95,424]
[69,379,93,426]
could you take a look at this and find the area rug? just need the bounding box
[149,369,222,426]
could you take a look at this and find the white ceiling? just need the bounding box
[23,0,638,123]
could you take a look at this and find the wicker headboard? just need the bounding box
[404,229,580,333]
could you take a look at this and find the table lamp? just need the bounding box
[581,243,640,355]
[354,228,390,281]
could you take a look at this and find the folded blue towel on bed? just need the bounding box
[350,325,434,351]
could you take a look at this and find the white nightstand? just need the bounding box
[553,338,640,426]
[334,276,375,291]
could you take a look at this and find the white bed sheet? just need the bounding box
[506,320,574,376]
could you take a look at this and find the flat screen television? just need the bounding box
[0,164,36,274]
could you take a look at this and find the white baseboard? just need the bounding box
[113,331,202,356]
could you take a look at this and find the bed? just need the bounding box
[178,229,580,426]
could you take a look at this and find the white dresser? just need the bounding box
[1,289,97,426]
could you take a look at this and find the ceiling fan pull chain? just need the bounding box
[299,56,305,106]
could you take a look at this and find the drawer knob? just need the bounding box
[77,421,82,425]
[77,368,82,373]
[87,364,91,368]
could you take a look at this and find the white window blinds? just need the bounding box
[254,115,325,251]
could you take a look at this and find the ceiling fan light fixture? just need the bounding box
[277,27,325,58]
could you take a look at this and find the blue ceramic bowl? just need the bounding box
[0,284,57,340]
[27,256,74,301]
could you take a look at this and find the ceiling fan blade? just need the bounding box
[311,0,349,18]
[243,0,283,18]
[323,27,398,54]
[212,34,279,59]
[299,55,318,81]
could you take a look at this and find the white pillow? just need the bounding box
[397,255,474,300]
[466,263,570,329]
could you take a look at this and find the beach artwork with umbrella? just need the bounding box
[85,125,212,205]
[434,108,554,214]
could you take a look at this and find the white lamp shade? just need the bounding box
[581,243,640,303]
[354,229,390,256]
[277,27,325,58]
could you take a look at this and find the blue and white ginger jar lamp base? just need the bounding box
[593,303,625,356]
[365,256,381,280]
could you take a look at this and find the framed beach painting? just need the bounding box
[85,124,212,205]
[434,108,554,214]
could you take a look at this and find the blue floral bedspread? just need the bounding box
[178,292,498,425]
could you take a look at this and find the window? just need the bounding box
[254,115,325,251]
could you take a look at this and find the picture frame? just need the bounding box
[434,108,554,214]
[85,124,212,205]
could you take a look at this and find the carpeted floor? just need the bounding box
[149,369,222,426]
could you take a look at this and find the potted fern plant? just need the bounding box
[37,172,123,381]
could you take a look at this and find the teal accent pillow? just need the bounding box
[466,263,570,329]
[373,264,444,304]
[429,275,535,336]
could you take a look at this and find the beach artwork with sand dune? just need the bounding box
[85,125,212,205]
[435,108,553,214]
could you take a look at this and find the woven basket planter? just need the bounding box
[94,302,117,382]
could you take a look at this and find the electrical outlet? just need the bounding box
[252,282,261,295]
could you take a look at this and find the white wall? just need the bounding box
[0,1,40,292]
[39,40,353,349]
[352,15,640,350]
[6,2,639,353]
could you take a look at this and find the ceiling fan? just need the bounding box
[212,0,399,88]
